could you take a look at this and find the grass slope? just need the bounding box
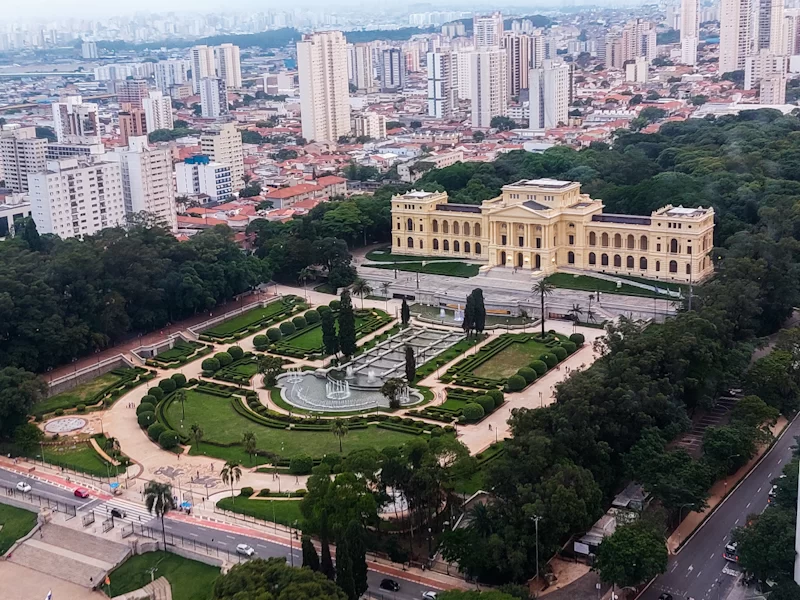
[33,372,122,415]
[216,497,303,526]
[0,504,37,554]
[107,551,220,600]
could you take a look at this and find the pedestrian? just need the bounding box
[488,424,492,431]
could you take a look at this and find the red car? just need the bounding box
[74,487,90,498]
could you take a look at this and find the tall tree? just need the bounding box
[338,291,357,356]
[190,423,203,451]
[351,278,372,310]
[320,525,336,580]
[472,289,486,334]
[19,217,41,251]
[733,506,796,583]
[257,354,284,386]
[221,461,242,503]
[335,533,357,600]
[321,309,339,357]
[404,344,416,383]
[302,535,321,571]
[532,280,555,338]
[144,480,176,548]
[213,557,346,600]
[401,298,410,325]
[331,418,349,453]
[462,293,476,337]
[242,431,257,466]
[381,377,405,409]
[593,520,668,589]
[345,520,368,599]
[0,368,47,437]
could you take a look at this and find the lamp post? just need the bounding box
[532,515,542,583]
[290,520,298,567]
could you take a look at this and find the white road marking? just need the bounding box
[757,487,762,493]
[710,553,715,559]
[768,472,773,478]
[219,542,227,546]
[686,565,694,577]
[226,535,235,539]
[734,519,740,525]
[189,533,198,537]
[257,544,267,548]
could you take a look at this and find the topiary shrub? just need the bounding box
[188,378,198,386]
[462,403,485,423]
[292,316,307,330]
[329,299,341,310]
[305,309,320,324]
[507,374,527,392]
[158,430,179,450]
[137,402,156,415]
[141,394,157,406]
[279,321,296,335]
[561,341,577,354]
[253,335,268,349]
[295,489,307,497]
[529,360,548,376]
[476,395,495,414]
[76,404,86,412]
[147,422,167,442]
[54,408,65,416]
[553,346,567,361]
[517,367,537,384]
[541,353,558,368]
[227,346,245,361]
[317,305,332,316]
[569,333,585,346]
[215,352,233,367]
[171,373,187,388]
[289,455,314,475]
[267,328,282,342]
[159,378,177,393]
[487,389,505,406]
[149,387,165,401]
[138,411,156,428]
[240,486,254,497]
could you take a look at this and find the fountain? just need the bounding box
[345,366,355,379]
[439,307,447,319]
[454,305,465,323]
[397,385,410,404]
[286,367,303,383]
[325,377,351,400]
[367,369,377,384]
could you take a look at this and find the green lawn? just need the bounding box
[216,497,303,526]
[545,273,672,298]
[472,338,552,380]
[155,341,203,361]
[32,372,122,415]
[107,551,220,600]
[410,304,533,326]
[205,301,290,337]
[371,262,479,278]
[616,274,690,294]
[277,314,374,352]
[366,248,459,262]
[42,441,124,477]
[0,504,37,554]
[168,389,418,461]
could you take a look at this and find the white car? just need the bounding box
[423,592,438,600]
[236,543,255,557]
[16,482,31,493]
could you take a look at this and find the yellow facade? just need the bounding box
[391,179,715,283]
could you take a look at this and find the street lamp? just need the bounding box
[290,520,298,567]
[531,515,542,583]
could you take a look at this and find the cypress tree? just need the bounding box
[463,293,476,337]
[301,535,320,571]
[335,534,357,600]
[338,290,357,356]
[320,534,335,580]
[345,520,368,598]
[404,344,416,383]
[473,288,486,334]
[321,309,339,356]
[401,298,410,325]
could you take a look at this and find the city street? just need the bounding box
[641,415,800,600]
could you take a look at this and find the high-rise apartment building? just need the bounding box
[200,123,244,190]
[721,0,786,73]
[155,59,190,95]
[118,104,148,146]
[111,136,176,231]
[215,43,242,89]
[681,0,700,65]
[760,74,787,102]
[0,127,47,193]
[473,12,504,48]
[380,48,406,92]
[28,157,126,238]
[456,48,474,100]
[351,113,387,140]
[348,43,376,92]
[117,79,149,109]
[758,0,785,54]
[199,78,229,119]
[297,31,351,143]
[52,96,100,143]
[784,9,800,54]
[142,91,174,132]
[745,48,787,87]
[502,32,533,98]
[191,45,216,94]
[469,48,508,128]
[625,57,650,83]
[529,59,570,130]
[622,19,657,62]
[81,41,97,59]
[175,155,233,202]
[605,34,625,69]
[427,51,458,119]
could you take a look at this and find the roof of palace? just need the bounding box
[435,203,482,213]
[522,200,549,211]
[591,214,653,226]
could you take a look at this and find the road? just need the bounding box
[0,467,437,600]
[641,415,800,600]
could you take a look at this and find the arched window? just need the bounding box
[407,237,413,248]
[419,224,423,232]
[464,223,471,236]
[640,257,647,270]
[396,237,401,247]
[443,239,449,251]
[656,260,661,272]
[589,232,597,246]
[464,241,471,253]
[601,253,609,266]
[640,235,648,251]
[670,238,678,253]
[474,223,481,237]
[442,221,449,234]
[627,234,635,249]
[601,232,609,247]
[614,233,622,248]
[669,260,678,273]
[454,240,460,252]
[419,240,424,249]
[432,219,439,233]
[568,251,575,264]
[475,242,482,254]
[500,250,506,265]
[453,222,460,235]
[433,239,439,250]
[626,255,634,269]
[535,254,541,269]
[517,253,524,268]
[686,263,692,275]
[407,218,413,231]
[589,252,596,265]
[614,254,621,267]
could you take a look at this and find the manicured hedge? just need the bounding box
[529,360,548,376]
[228,346,245,361]
[305,309,320,324]
[476,395,495,414]
[171,373,187,387]
[517,367,537,384]
[292,316,307,330]
[148,422,167,441]
[541,353,558,368]
[201,357,220,372]
[487,389,505,406]
[159,378,177,393]
[215,352,233,367]
[569,333,585,345]
[507,374,526,392]
[254,335,268,350]
[462,403,485,422]
[158,430,179,450]
[552,346,568,361]
[137,402,156,415]
[561,340,577,354]
[138,411,156,428]
[289,455,314,475]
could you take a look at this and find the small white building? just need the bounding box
[175,155,233,203]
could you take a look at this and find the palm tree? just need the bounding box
[532,280,555,338]
[298,267,314,301]
[104,436,120,454]
[190,423,203,451]
[175,389,187,421]
[568,303,584,332]
[221,461,242,504]
[242,431,257,466]
[331,418,349,453]
[144,480,176,548]
[351,278,372,310]
[380,281,391,311]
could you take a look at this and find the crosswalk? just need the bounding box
[92,498,158,525]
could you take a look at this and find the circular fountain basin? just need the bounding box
[44,417,88,434]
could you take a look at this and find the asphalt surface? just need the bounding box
[0,467,438,600]
[641,415,800,600]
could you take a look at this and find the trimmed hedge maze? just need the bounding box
[146,341,213,369]
[441,332,580,390]
[199,296,303,343]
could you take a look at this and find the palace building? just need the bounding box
[391,179,715,283]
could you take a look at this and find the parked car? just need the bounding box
[16,482,31,493]
[236,543,255,557]
[422,592,438,600]
[380,579,400,592]
[110,508,126,519]
[74,488,90,498]
[658,594,673,600]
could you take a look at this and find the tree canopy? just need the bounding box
[212,557,347,600]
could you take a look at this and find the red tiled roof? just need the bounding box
[177,215,226,226]
[316,175,347,186]
[264,183,320,199]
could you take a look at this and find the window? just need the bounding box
[419,240,424,249]
[568,251,575,264]
[407,237,414,248]
[453,222,460,235]
[396,237,401,247]
[640,257,647,270]
[656,243,661,252]
[669,260,678,273]
[589,231,596,246]
[627,255,634,269]
[443,221,449,234]
[433,239,439,250]
[686,263,691,275]
[407,218,413,231]
[614,254,621,268]
[601,232,609,247]
[464,222,470,236]
[627,234,635,249]
[589,252,596,265]
[443,240,449,251]
[501,235,507,245]
[454,240,460,252]
[474,223,481,237]
[670,238,678,253]
[518,236,524,247]
[656,261,661,272]
[536,237,542,249]
[640,235,648,251]
[568,234,575,245]
[687,246,692,255]
[614,233,622,248]
[601,253,609,266]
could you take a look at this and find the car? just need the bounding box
[768,484,778,502]
[422,592,438,600]
[74,487,90,498]
[110,508,126,519]
[658,594,673,600]
[380,579,400,592]
[236,543,255,557]
[16,482,31,493]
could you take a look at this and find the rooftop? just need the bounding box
[507,178,576,189]
[403,190,435,199]
[591,214,652,226]
[663,206,709,217]
[435,203,482,213]
[522,200,549,211]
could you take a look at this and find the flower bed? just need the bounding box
[211,355,260,385]
[199,296,302,343]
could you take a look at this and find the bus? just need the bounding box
[723,541,739,562]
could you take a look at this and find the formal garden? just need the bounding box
[145,340,214,369]
[407,388,506,424]
[199,295,303,343]
[441,332,584,390]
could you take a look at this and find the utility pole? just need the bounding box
[794,460,800,583]
[532,515,542,583]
